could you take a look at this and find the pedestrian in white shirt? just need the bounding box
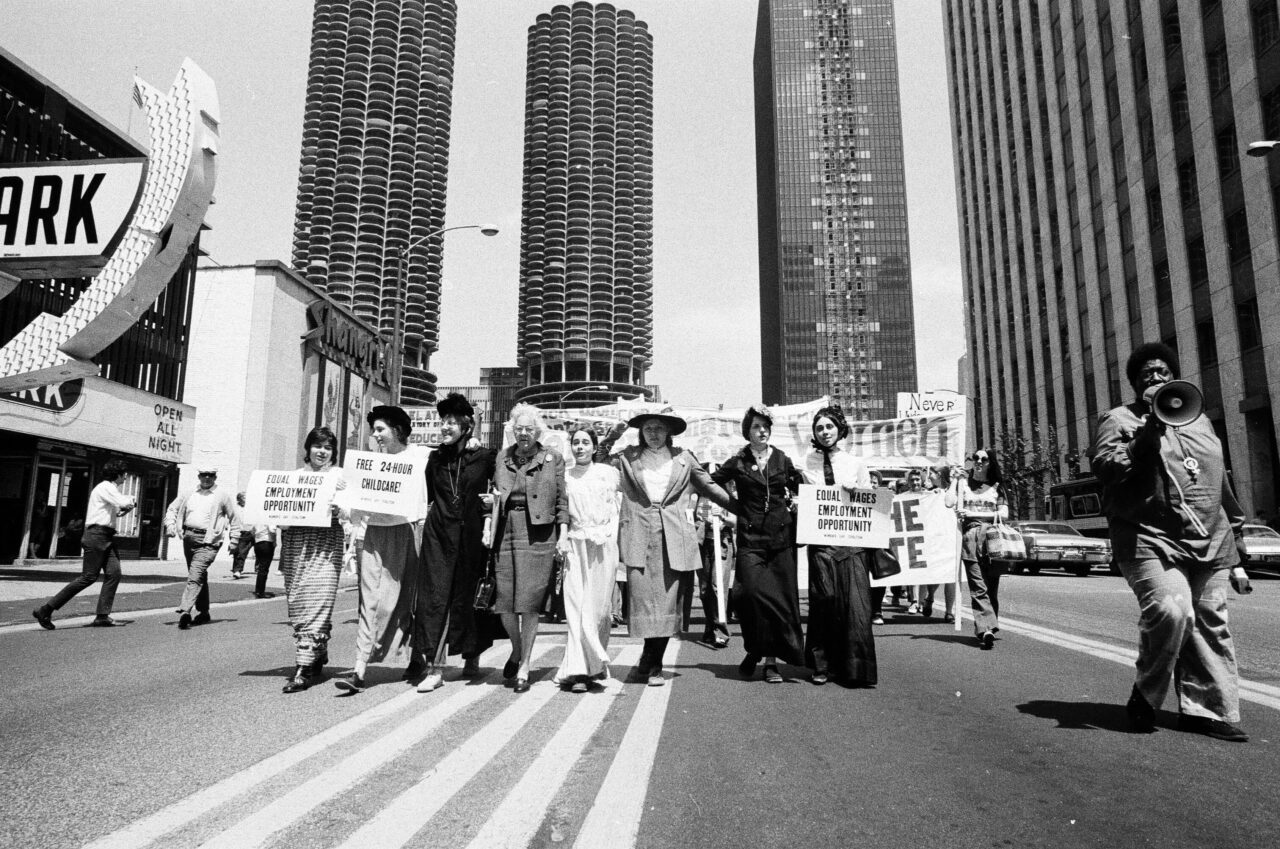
[32,460,135,629]
[164,467,240,630]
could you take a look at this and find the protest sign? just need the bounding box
[795,485,893,547]
[242,469,338,527]
[342,449,427,515]
[868,491,960,587]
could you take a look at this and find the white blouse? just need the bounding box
[801,448,872,489]
[565,462,621,545]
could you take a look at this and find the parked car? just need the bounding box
[995,521,1112,576]
[1242,523,1280,568]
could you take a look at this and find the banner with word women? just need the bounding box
[342,449,428,515]
[242,469,339,527]
[796,485,894,547]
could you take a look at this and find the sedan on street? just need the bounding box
[995,521,1112,577]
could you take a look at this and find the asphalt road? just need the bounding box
[2,569,1278,849]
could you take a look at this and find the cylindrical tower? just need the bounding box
[292,0,457,404]
[515,2,655,409]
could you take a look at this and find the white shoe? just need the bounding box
[416,671,444,693]
[907,602,921,615]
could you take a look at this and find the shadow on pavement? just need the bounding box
[0,568,178,585]
[1016,698,1140,733]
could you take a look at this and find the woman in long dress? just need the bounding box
[279,426,347,693]
[335,405,428,693]
[711,406,806,684]
[553,427,622,692]
[799,405,877,687]
[614,412,736,686]
[410,392,496,693]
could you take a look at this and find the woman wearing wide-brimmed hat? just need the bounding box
[613,410,737,686]
[334,404,429,695]
[711,405,807,684]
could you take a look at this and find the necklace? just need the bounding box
[447,453,463,508]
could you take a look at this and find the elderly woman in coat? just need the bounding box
[613,411,737,686]
[490,403,569,693]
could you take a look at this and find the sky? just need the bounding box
[2,0,965,408]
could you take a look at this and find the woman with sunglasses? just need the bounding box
[945,448,1007,649]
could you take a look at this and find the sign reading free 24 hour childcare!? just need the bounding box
[795,485,894,547]
[242,469,339,527]
[342,449,427,515]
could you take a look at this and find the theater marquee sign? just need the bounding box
[0,59,220,393]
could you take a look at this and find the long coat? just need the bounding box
[613,446,734,572]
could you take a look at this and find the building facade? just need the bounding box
[754,0,918,419]
[944,0,1280,518]
[291,0,458,405]
[513,2,656,409]
[183,261,389,498]
[0,47,199,564]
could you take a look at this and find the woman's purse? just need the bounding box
[869,548,902,580]
[983,516,1026,560]
[474,551,497,612]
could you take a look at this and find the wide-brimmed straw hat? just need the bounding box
[626,410,687,436]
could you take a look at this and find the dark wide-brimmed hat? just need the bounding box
[367,404,412,436]
[436,391,474,420]
[626,410,687,436]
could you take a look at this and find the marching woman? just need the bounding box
[553,426,622,692]
[335,405,429,693]
[279,426,348,693]
[410,393,496,693]
[712,406,807,684]
[491,404,569,693]
[945,448,1008,649]
[800,404,878,687]
[614,411,737,686]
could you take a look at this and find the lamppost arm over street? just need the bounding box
[390,223,500,404]
[557,383,610,407]
[1246,140,1280,157]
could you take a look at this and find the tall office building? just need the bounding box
[292,0,458,404]
[514,2,655,409]
[754,0,918,419]
[944,0,1280,517]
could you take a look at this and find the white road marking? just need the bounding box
[464,644,642,849]
[967,611,1280,711]
[195,641,560,849]
[572,640,682,849]
[82,642,516,849]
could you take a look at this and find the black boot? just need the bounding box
[282,666,312,694]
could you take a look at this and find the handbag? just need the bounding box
[869,548,902,580]
[474,551,497,612]
[984,516,1026,560]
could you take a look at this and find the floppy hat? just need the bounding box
[626,410,687,436]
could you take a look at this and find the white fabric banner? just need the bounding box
[341,449,428,515]
[241,469,338,527]
[869,492,961,587]
[795,485,893,547]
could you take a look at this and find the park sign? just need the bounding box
[0,159,147,278]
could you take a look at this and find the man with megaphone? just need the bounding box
[1090,342,1252,742]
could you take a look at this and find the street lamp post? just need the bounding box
[1246,140,1280,157]
[556,383,610,408]
[390,224,499,404]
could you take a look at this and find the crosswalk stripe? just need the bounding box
[82,640,511,849]
[463,644,643,849]
[196,640,561,849]
[572,640,683,849]
[334,659,573,848]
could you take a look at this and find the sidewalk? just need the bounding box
[0,552,355,629]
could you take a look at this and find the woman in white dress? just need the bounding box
[554,427,622,692]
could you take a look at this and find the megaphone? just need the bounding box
[1143,380,1203,427]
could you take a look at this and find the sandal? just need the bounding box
[763,665,783,684]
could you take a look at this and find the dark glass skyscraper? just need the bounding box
[754,0,917,418]
[514,2,655,409]
[292,0,458,404]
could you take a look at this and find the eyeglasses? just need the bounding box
[972,457,989,464]
[513,426,536,434]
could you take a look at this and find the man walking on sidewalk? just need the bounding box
[229,492,254,580]
[32,460,135,629]
[164,468,240,630]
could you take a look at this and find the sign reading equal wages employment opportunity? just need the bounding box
[242,469,338,527]
[342,449,427,515]
[795,485,894,547]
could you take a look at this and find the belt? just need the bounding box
[184,526,207,534]
[85,524,115,532]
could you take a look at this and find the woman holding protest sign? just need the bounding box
[615,410,737,686]
[799,404,878,687]
[909,468,956,622]
[490,404,569,693]
[334,405,429,694]
[945,448,1008,649]
[279,426,348,694]
[408,393,497,693]
[712,406,807,684]
[553,426,623,692]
